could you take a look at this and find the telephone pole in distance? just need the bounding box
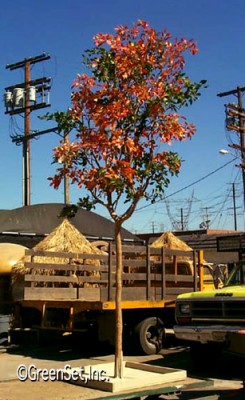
[5,53,52,206]
[217,86,245,210]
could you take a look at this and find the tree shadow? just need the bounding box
[5,331,114,362]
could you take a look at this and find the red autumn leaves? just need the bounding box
[51,20,204,214]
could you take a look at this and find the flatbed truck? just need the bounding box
[9,244,214,354]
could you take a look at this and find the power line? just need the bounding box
[136,159,235,213]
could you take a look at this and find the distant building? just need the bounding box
[0,203,140,248]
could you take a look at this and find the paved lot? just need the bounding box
[0,333,244,399]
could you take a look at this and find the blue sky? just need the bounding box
[1,0,245,234]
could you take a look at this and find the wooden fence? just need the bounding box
[18,245,200,302]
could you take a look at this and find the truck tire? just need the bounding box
[134,317,165,355]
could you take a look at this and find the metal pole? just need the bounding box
[181,208,184,230]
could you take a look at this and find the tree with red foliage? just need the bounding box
[49,20,206,378]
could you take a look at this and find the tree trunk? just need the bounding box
[114,220,123,378]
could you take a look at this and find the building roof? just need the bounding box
[0,203,139,247]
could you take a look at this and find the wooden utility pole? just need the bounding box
[236,88,245,209]
[217,86,245,209]
[232,182,237,231]
[24,58,31,206]
[5,54,51,206]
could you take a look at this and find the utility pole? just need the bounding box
[5,53,52,206]
[180,208,184,230]
[176,206,190,231]
[232,182,237,231]
[217,86,245,209]
[24,57,31,207]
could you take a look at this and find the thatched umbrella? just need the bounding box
[34,218,105,253]
[150,232,193,268]
[150,232,192,251]
[12,218,106,294]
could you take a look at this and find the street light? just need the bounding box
[219,148,245,170]
[219,149,231,155]
[219,148,242,157]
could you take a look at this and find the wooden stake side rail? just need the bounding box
[18,246,201,302]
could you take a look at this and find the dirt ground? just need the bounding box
[0,335,245,400]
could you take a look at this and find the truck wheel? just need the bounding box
[135,317,165,355]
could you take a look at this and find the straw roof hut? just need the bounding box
[11,219,107,293]
[150,232,192,251]
[150,231,193,263]
[33,218,106,256]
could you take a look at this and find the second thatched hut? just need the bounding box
[150,232,192,252]
[150,231,194,276]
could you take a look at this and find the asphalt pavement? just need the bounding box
[0,332,245,399]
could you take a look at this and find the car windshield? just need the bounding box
[225,261,245,286]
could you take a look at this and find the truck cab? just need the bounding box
[162,260,214,292]
[174,260,245,359]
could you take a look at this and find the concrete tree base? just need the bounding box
[61,361,187,393]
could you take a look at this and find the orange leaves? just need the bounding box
[50,173,62,190]
[124,137,139,154]
[72,74,95,90]
[54,141,80,168]
[93,33,114,47]
[137,19,149,29]
[72,20,201,138]
[92,20,198,86]
[49,19,206,216]
[189,41,198,55]
[117,160,135,184]
[158,113,196,144]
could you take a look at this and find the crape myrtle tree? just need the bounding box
[49,20,206,378]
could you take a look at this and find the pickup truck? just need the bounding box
[174,259,245,361]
